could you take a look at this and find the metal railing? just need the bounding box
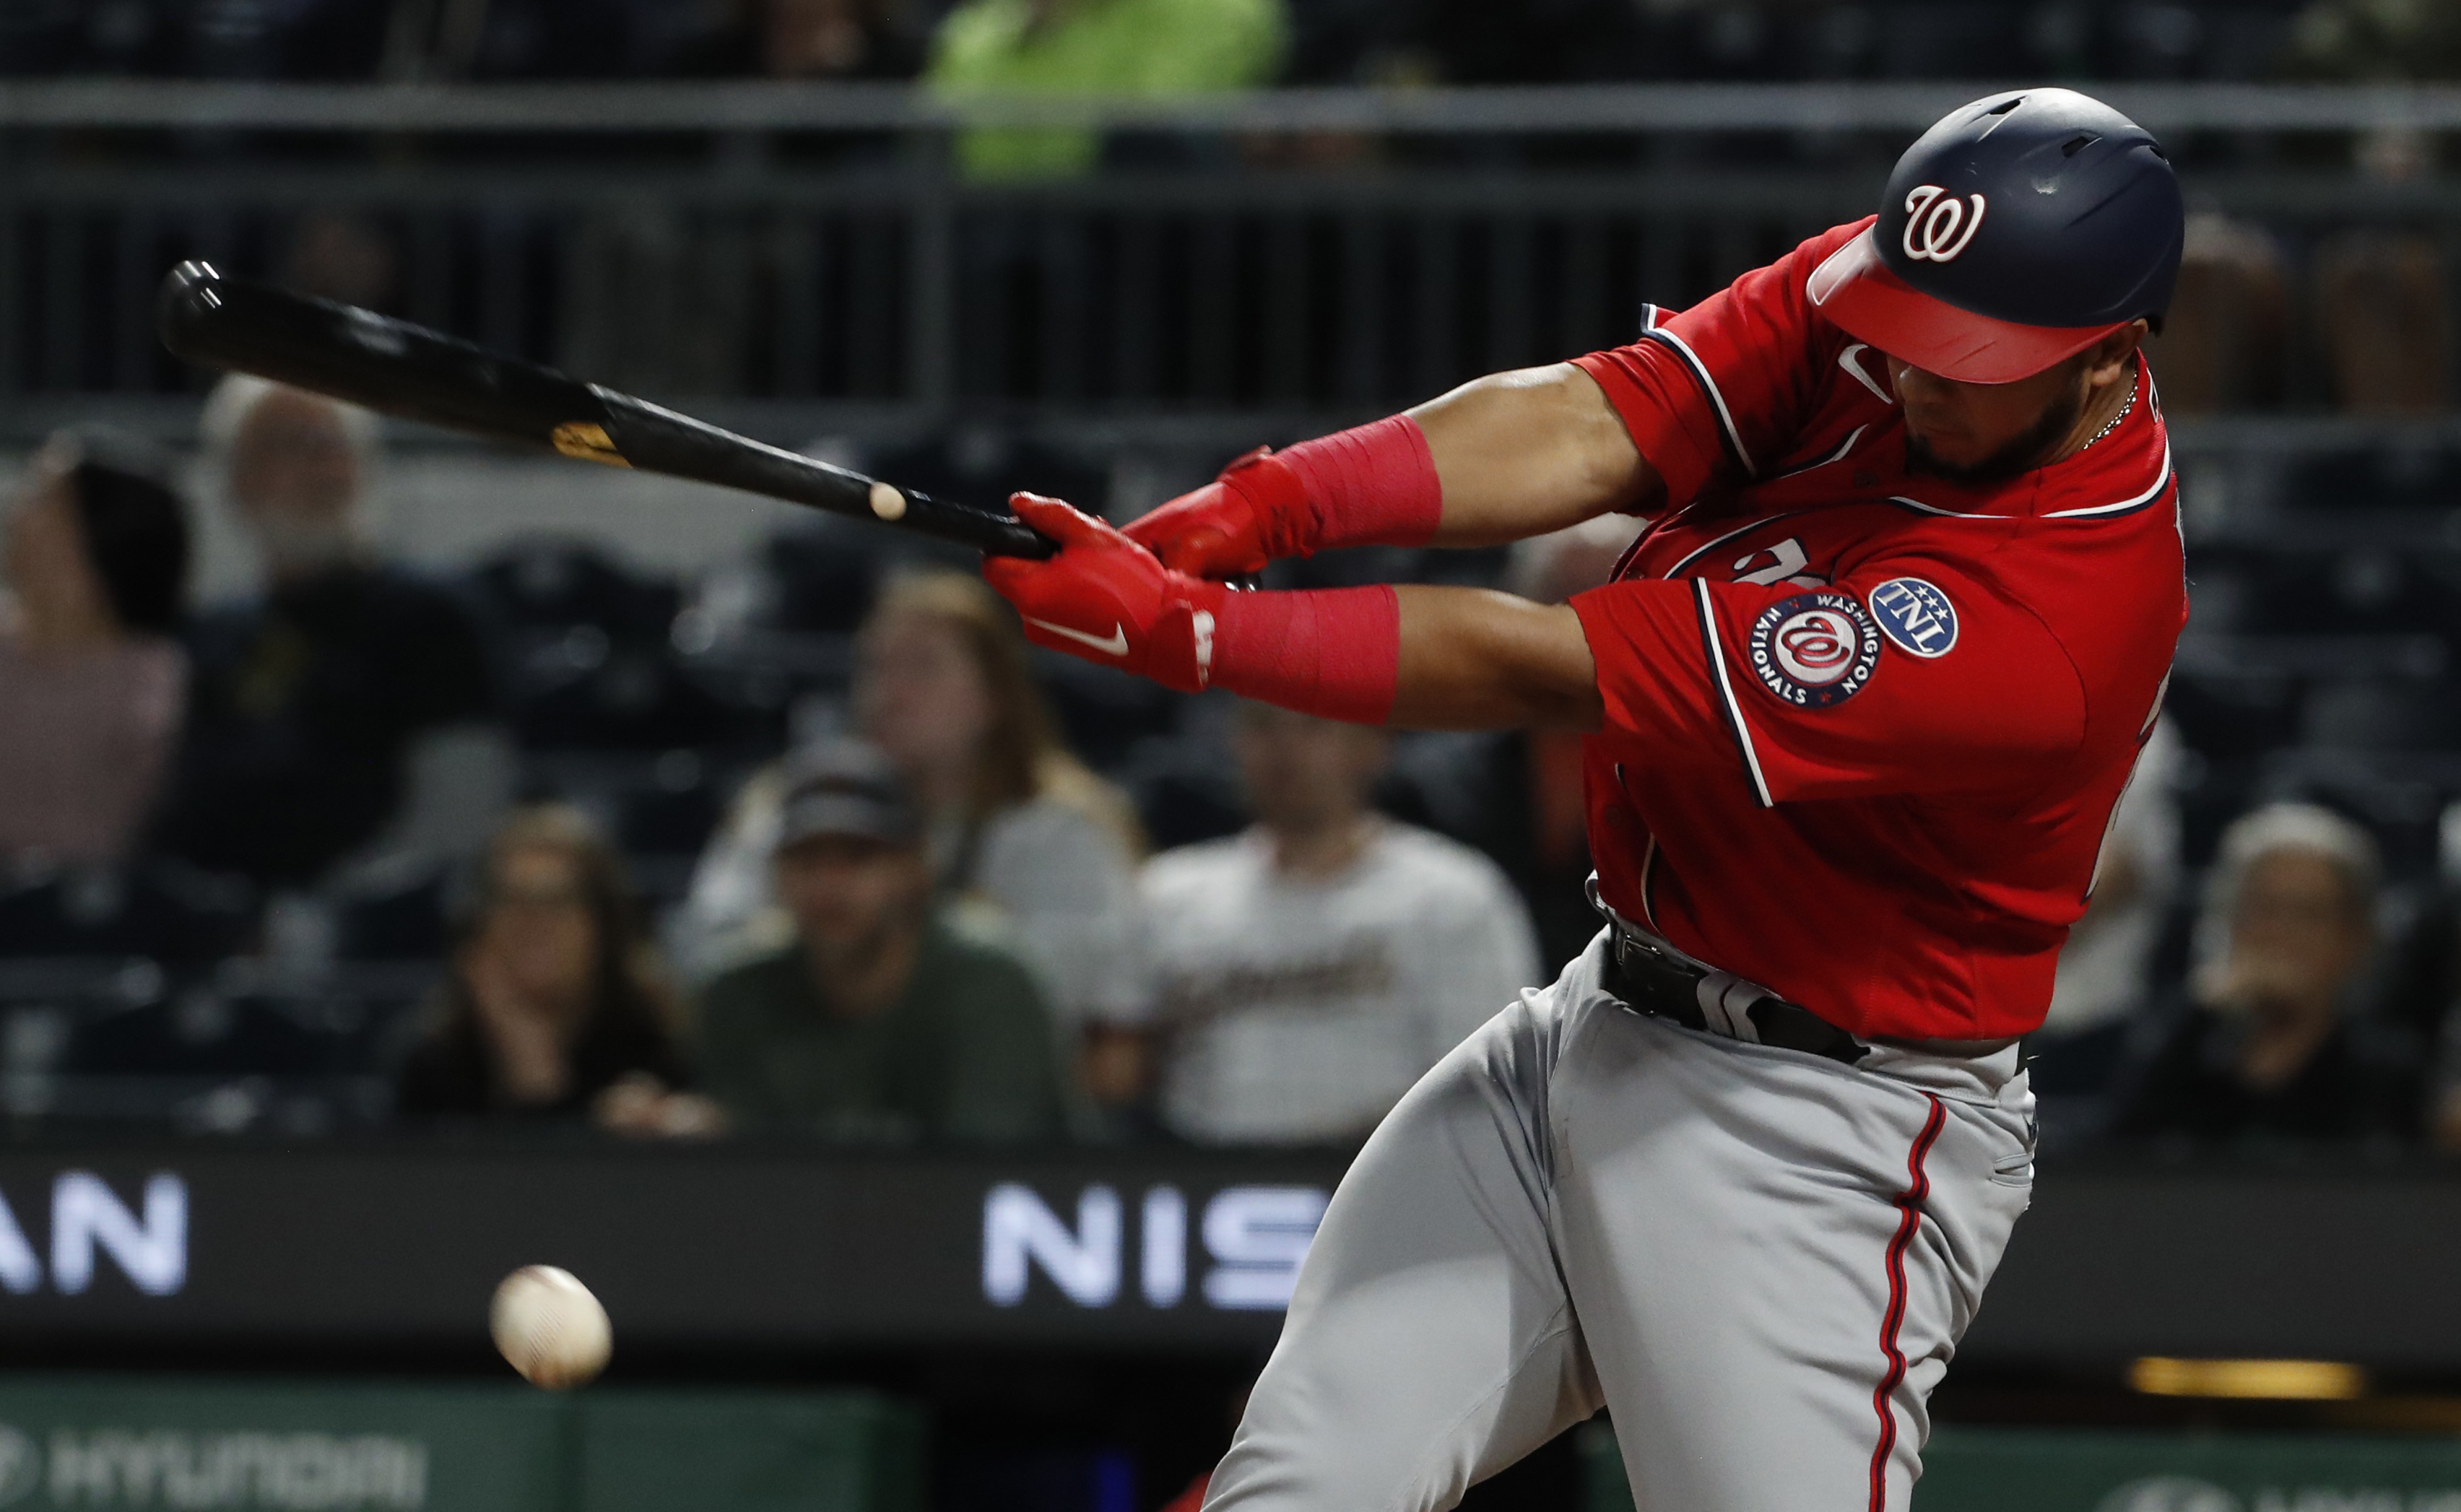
[3,83,2460,434]
[9,79,2461,134]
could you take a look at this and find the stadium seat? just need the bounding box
[0,863,257,964]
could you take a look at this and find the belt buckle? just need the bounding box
[1611,931,1679,993]
[1610,922,1866,1066]
[1609,930,1705,1028]
[1613,927,1677,973]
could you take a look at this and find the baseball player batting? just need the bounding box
[986,87,2184,1511]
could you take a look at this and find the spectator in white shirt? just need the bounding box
[1106,701,1540,1146]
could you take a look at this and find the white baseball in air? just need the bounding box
[490,1265,611,1389]
[868,480,907,521]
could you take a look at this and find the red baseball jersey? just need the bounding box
[1566,217,2186,1043]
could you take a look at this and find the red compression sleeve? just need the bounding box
[1270,414,1444,552]
[1189,584,1402,725]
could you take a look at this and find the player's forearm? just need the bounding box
[1389,586,1603,731]
[1129,364,1664,577]
[986,496,1602,734]
[1409,364,1664,547]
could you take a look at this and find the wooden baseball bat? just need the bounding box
[155,261,1057,560]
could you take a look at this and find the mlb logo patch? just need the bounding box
[1868,578,1959,658]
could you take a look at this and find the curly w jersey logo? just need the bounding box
[1746,591,1880,708]
[1902,185,1987,262]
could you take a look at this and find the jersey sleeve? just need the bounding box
[1570,552,2088,807]
[1571,220,1870,508]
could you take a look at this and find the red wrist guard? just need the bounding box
[1223,414,1442,560]
[1168,583,1402,725]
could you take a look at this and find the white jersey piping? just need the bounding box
[1691,578,1775,809]
[1640,316,1759,479]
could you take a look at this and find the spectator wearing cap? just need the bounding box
[152,377,500,887]
[2111,802,2421,1146]
[0,431,191,869]
[679,573,1141,1039]
[693,742,1069,1144]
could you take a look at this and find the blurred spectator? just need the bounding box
[1399,0,1646,84]
[0,432,190,870]
[926,0,1288,179]
[2428,1007,2461,1154]
[282,212,401,312]
[152,378,500,887]
[2283,0,2458,413]
[695,742,1068,1142]
[2145,214,2287,414]
[1103,701,1539,1147]
[376,0,640,80]
[2027,720,2183,1108]
[1405,514,1639,969]
[679,573,1142,1032]
[2392,803,2461,1153]
[2286,0,2461,80]
[669,0,926,77]
[396,806,713,1133]
[2112,803,2421,1146]
[558,208,761,399]
[27,0,396,78]
[2316,230,2449,415]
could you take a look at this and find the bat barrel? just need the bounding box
[161,261,628,446]
[155,262,1059,560]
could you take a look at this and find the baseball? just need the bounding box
[490,1265,611,1389]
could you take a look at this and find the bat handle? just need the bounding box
[970,511,1061,561]
[881,490,1056,559]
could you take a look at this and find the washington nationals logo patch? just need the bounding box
[1868,577,1959,658]
[1747,591,1881,708]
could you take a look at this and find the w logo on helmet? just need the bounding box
[1901,186,1987,262]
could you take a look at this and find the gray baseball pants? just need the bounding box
[1202,931,2036,1512]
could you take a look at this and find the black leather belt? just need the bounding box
[1602,926,1869,1066]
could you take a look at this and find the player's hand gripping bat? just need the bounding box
[155,261,1057,560]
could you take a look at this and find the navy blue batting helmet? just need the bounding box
[1807,88,2184,384]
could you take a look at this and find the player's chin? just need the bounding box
[1902,417,1971,453]
[1903,426,1995,474]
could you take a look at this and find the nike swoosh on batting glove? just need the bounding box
[984,493,1227,694]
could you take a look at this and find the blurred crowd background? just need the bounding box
[4,0,2461,1163]
[0,0,2352,89]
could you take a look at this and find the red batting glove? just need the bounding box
[1125,417,1444,580]
[1121,447,1311,580]
[991,493,1405,724]
[984,494,1227,693]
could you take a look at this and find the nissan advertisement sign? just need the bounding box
[4,1146,2461,1369]
[0,1147,1345,1352]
